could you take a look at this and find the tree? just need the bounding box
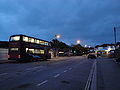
[50,39,71,56]
[50,39,70,49]
[71,44,88,56]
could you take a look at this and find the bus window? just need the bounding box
[26,48,29,52]
[35,39,39,44]
[10,36,20,41]
[37,40,39,44]
[10,48,19,51]
[34,49,40,54]
[40,41,45,45]
[45,42,48,46]
[28,49,34,53]
[40,50,44,54]
[23,36,28,42]
[29,38,34,43]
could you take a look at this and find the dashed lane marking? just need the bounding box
[37,80,48,86]
[68,68,72,70]
[54,74,60,78]
[26,66,43,71]
[63,70,68,73]
[84,60,97,90]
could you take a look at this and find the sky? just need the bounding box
[0,0,120,46]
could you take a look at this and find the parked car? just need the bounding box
[88,54,97,59]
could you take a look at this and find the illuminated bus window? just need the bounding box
[23,36,28,42]
[40,41,45,45]
[35,39,39,44]
[29,38,34,43]
[26,48,29,52]
[28,49,34,53]
[40,50,44,54]
[10,36,20,41]
[34,49,40,54]
[37,40,39,44]
[10,48,19,51]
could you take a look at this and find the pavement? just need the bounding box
[97,57,120,90]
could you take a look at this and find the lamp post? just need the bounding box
[113,27,120,49]
[114,27,116,48]
[54,34,61,57]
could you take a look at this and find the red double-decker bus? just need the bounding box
[8,34,51,61]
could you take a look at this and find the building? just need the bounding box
[0,41,9,60]
[95,44,115,57]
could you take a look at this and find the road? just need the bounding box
[0,56,95,90]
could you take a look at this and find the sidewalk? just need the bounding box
[97,58,120,90]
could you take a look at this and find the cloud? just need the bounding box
[0,0,120,46]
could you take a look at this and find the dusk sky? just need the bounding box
[0,0,120,46]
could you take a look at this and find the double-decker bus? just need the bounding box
[8,34,51,61]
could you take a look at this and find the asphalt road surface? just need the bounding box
[0,56,95,90]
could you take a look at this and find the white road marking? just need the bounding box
[69,68,72,70]
[54,74,60,78]
[0,73,8,76]
[63,70,68,73]
[85,60,97,90]
[26,66,41,70]
[37,80,48,86]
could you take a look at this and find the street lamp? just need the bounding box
[88,46,91,48]
[76,40,80,44]
[54,34,61,57]
[55,34,61,39]
[85,45,87,47]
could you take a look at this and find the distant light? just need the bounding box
[59,52,64,54]
[85,45,87,47]
[74,51,76,53]
[55,34,61,39]
[76,40,80,44]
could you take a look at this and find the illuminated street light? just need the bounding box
[55,34,61,39]
[88,46,91,48]
[85,45,87,47]
[76,40,80,44]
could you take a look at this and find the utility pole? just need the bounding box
[114,27,117,49]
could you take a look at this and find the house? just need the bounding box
[95,44,115,57]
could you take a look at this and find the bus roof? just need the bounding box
[10,34,50,42]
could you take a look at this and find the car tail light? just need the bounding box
[18,55,20,59]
